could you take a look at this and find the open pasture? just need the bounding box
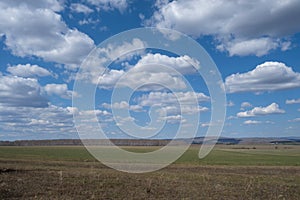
[0,145,299,199]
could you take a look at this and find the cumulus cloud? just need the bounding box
[0,105,111,140]
[102,101,143,112]
[0,74,48,108]
[286,98,300,104]
[98,53,200,91]
[79,18,100,25]
[0,68,113,139]
[200,121,224,127]
[102,101,129,109]
[149,0,300,56]
[241,102,252,109]
[87,0,128,12]
[100,91,209,125]
[110,71,187,91]
[160,105,208,116]
[77,40,200,92]
[0,105,75,139]
[138,91,210,106]
[225,62,300,93]
[137,91,209,115]
[219,38,284,57]
[7,64,52,78]
[77,109,111,117]
[77,38,146,84]
[237,103,285,118]
[44,84,77,99]
[105,38,146,61]
[134,53,199,74]
[70,3,93,14]
[288,118,300,122]
[0,0,95,68]
[243,120,262,125]
[101,91,209,117]
[161,115,185,124]
[115,116,135,126]
[201,123,211,127]
[243,120,274,125]
[0,103,112,140]
[0,0,64,11]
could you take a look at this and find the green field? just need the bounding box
[0,145,299,166]
[0,145,300,199]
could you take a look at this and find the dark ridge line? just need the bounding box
[0,137,299,146]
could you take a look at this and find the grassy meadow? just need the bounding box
[0,144,299,199]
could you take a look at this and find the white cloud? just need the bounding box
[200,121,223,127]
[87,0,128,12]
[79,18,100,25]
[77,38,146,85]
[219,38,281,57]
[102,101,143,112]
[0,71,114,139]
[149,0,300,56]
[105,38,146,61]
[159,105,208,116]
[101,91,209,115]
[113,71,187,91]
[137,91,209,115]
[100,91,209,126]
[103,101,129,109]
[0,69,83,139]
[227,101,234,107]
[0,0,95,68]
[98,53,200,91]
[98,70,125,86]
[0,74,48,108]
[237,103,285,118]
[77,41,200,92]
[134,53,199,74]
[115,116,135,126]
[161,115,185,124]
[70,3,93,14]
[0,0,64,11]
[138,91,210,107]
[0,105,76,139]
[7,64,52,78]
[0,104,111,140]
[241,102,252,109]
[243,120,262,125]
[44,84,76,99]
[286,98,300,104]
[35,29,94,69]
[289,118,300,122]
[227,116,237,120]
[225,62,300,93]
[78,109,111,117]
[201,123,211,127]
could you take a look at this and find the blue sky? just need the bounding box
[0,0,300,141]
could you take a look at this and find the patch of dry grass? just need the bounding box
[0,145,299,199]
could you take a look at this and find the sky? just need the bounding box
[0,0,300,141]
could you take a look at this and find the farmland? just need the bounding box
[0,144,300,199]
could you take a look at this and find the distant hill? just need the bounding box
[190,137,241,145]
[0,139,171,146]
[0,137,299,146]
[238,137,300,145]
